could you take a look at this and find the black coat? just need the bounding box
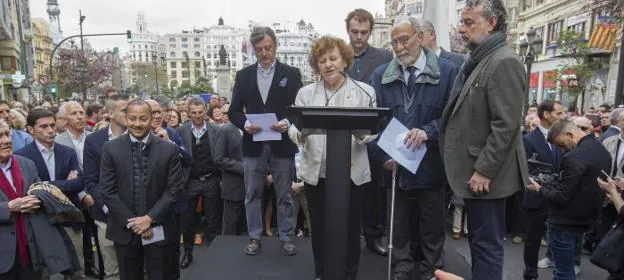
[100,134,184,245]
[214,123,245,201]
[228,61,303,158]
[539,134,612,233]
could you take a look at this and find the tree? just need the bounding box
[54,48,119,99]
[553,29,601,112]
[449,26,468,54]
[130,62,167,95]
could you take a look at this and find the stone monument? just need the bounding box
[216,45,232,98]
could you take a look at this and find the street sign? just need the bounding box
[39,76,48,85]
[11,71,25,88]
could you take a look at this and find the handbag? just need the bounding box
[591,216,624,273]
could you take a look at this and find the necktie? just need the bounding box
[407,66,417,95]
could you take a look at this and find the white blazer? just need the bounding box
[288,78,377,186]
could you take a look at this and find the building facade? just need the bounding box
[128,12,166,89]
[516,0,617,110]
[274,20,317,84]
[46,0,61,45]
[32,18,52,80]
[164,28,206,89]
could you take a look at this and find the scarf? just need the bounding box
[0,156,29,267]
[449,31,508,102]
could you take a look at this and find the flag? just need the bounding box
[589,23,620,51]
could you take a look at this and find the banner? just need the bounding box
[589,23,620,51]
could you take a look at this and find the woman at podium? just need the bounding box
[287,35,377,280]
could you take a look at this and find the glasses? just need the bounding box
[391,32,417,48]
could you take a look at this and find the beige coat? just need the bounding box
[288,79,376,186]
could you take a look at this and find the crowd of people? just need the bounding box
[1,0,623,280]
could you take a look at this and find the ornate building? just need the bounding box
[128,12,166,88]
[32,18,52,79]
[46,0,61,45]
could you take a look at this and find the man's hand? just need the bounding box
[292,181,304,193]
[244,122,263,135]
[8,195,41,213]
[67,170,79,180]
[383,159,398,177]
[128,215,153,235]
[154,127,170,141]
[265,174,274,186]
[468,171,491,195]
[434,270,464,280]
[270,120,289,133]
[526,178,541,192]
[598,177,622,199]
[404,128,428,150]
[81,194,95,208]
[141,228,154,240]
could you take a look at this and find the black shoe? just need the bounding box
[393,272,410,280]
[281,241,297,256]
[180,252,193,269]
[84,266,99,278]
[245,239,261,255]
[366,238,388,256]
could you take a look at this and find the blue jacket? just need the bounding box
[370,48,459,190]
[15,141,84,206]
[523,128,562,209]
[11,129,32,152]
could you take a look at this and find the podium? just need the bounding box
[289,106,390,280]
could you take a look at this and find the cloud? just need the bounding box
[31,0,385,54]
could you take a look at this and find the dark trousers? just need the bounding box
[548,228,581,280]
[181,178,221,253]
[81,209,101,274]
[0,250,39,280]
[171,213,182,279]
[523,207,549,279]
[222,200,246,235]
[306,179,362,279]
[115,236,171,280]
[465,198,506,280]
[361,156,385,242]
[392,186,445,280]
[506,190,527,237]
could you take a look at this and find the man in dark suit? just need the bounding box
[14,109,87,279]
[527,120,611,279]
[229,26,303,256]
[83,94,130,279]
[0,119,43,280]
[101,99,184,280]
[345,8,393,256]
[418,19,466,68]
[440,1,529,279]
[522,100,564,280]
[213,119,245,235]
[177,97,219,269]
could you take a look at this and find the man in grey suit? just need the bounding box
[418,19,466,68]
[0,119,42,279]
[440,0,529,279]
[177,97,220,269]
[213,118,245,236]
[345,8,393,257]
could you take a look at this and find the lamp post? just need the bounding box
[79,10,86,102]
[519,27,543,119]
[152,55,159,95]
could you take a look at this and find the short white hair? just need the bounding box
[59,101,81,117]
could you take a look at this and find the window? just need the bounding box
[194,52,201,58]
[567,22,586,37]
[181,38,188,42]
[194,44,200,48]
[181,62,189,68]
[169,52,175,57]
[144,44,148,49]
[182,51,188,57]
[169,38,176,42]
[182,44,188,48]
[195,61,201,68]
[170,70,177,77]
[194,38,200,42]
[195,71,202,78]
[170,62,177,68]
[547,20,564,43]
[182,71,190,78]
[169,44,176,48]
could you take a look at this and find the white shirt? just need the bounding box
[435,48,441,57]
[192,122,208,144]
[36,140,55,181]
[287,79,377,186]
[402,50,427,82]
[0,158,15,192]
[537,124,553,151]
[69,130,87,167]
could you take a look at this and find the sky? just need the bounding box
[31,0,386,54]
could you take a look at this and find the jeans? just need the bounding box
[548,228,581,280]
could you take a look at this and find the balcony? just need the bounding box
[0,1,12,41]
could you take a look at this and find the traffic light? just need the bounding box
[126,30,132,43]
[144,72,147,78]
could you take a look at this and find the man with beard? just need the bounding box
[440,0,529,279]
[101,99,184,279]
[84,94,130,279]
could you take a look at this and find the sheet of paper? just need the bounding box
[141,225,165,246]
[377,118,427,174]
[246,113,282,142]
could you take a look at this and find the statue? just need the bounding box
[218,45,227,66]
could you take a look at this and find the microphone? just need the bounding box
[339,70,374,108]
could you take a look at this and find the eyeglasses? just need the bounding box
[391,32,417,48]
